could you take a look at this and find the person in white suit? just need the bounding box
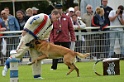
[2,9,61,79]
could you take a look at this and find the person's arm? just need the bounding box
[13,17,20,30]
[78,19,86,29]
[0,28,6,31]
[68,17,76,42]
[109,10,118,22]
[0,19,6,31]
[119,14,124,25]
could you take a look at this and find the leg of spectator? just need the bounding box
[108,32,116,58]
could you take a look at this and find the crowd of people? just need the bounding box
[0,0,124,79]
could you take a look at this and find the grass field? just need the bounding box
[0,60,124,82]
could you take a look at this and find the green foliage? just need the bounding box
[0,61,124,82]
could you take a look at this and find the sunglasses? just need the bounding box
[1,13,5,15]
[87,7,91,9]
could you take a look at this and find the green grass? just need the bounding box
[0,61,124,82]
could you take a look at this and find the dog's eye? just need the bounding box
[35,41,40,44]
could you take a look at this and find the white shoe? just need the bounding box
[2,65,8,76]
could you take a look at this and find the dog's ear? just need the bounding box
[35,40,40,44]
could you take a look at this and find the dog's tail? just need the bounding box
[75,52,90,58]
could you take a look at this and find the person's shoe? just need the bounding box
[50,68,56,70]
[34,77,44,79]
[2,65,8,76]
[34,75,43,79]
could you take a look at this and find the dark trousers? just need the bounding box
[51,42,71,69]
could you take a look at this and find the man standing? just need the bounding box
[50,4,76,70]
[2,9,61,79]
[108,5,124,58]
[100,0,113,26]
[100,0,113,57]
[32,7,39,15]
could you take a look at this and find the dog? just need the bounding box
[26,39,90,77]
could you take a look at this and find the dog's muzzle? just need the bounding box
[25,43,34,48]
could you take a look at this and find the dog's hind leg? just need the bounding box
[72,63,79,77]
[65,62,75,75]
[65,62,79,77]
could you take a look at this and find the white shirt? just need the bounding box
[109,10,124,31]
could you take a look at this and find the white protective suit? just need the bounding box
[12,13,53,77]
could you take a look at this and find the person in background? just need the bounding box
[82,4,94,57]
[100,0,113,26]
[80,0,101,17]
[108,5,124,58]
[1,10,20,56]
[32,7,39,15]
[99,0,113,57]
[71,14,86,61]
[91,7,108,59]
[1,10,20,32]
[0,18,6,31]
[50,4,76,70]
[74,5,79,13]
[66,7,75,17]
[75,10,82,20]
[4,7,12,16]
[26,8,33,17]
[0,18,6,64]
[16,10,29,30]
[82,4,94,32]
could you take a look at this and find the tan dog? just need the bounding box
[26,39,90,77]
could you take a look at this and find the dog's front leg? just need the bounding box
[37,54,48,61]
[27,54,48,65]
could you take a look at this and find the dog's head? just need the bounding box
[25,39,41,48]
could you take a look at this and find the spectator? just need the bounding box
[108,5,124,58]
[80,0,101,17]
[0,18,6,64]
[1,10,20,32]
[72,14,86,31]
[82,4,94,56]
[71,14,86,61]
[16,10,29,30]
[4,7,12,16]
[99,0,113,57]
[74,5,79,13]
[0,18,6,31]
[2,9,61,79]
[75,10,82,20]
[91,7,108,59]
[1,10,20,56]
[32,7,39,15]
[66,7,75,17]
[50,4,76,70]
[100,0,113,26]
[82,4,94,32]
[26,8,33,17]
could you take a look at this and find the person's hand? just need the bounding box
[77,26,81,30]
[21,30,27,36]
[0,28,6,31]
[120,14,122,18]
